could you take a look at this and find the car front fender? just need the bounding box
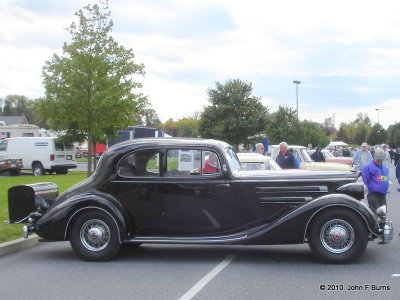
[246,194,379,245]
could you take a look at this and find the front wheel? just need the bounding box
[70,210,121,261]
[308,208,368,264]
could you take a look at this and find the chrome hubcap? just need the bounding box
[320,219,354,253]
[80,219,110,251]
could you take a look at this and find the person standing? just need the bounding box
[288,148,300,169]
[353,142,373,171]
[382,144,391,167]
[395,149,400,166]
[254,143,265,155]
[276,142,296,169]
[389,147,395,164]
[310,147,325,162]
[361,148,389,215]
[396,156,400,184]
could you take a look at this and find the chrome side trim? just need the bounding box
[256,186,328,192]
[302,204,377,242]
[64,206,122,243]
[126,232,247,244]
[260,201,306,204]
[260,196,312,202]
[242,178,353,183]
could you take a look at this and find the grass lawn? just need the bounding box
[0,172,87,243]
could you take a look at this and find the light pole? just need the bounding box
[375,108,380,125]
[293,80,301,119]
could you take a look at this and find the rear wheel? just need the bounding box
[308,208,368,264]
[70,210,120,261]
[32,163,45,176]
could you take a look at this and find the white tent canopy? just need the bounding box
[328,141,348,147]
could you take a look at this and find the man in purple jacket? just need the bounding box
[361,147,389,215]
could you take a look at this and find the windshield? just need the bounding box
[241,160,281,171]
[300,148,313,163]
[224,147,241,172]
[323,151,334,158]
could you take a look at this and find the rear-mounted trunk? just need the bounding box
[7,182,58,224]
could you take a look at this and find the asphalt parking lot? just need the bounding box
[1,164,399,300]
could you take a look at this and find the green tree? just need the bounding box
[337,123,348,142]
[35,0,146,175]
[0,95,48,127]
[367,123,386,145]
[159,114,200,138]
[267,105,299,144]
[298,120,329,148]
[387,122,400,148]
[199,79,269,148]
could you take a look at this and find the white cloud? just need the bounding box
[301,99,400,129]
[1,0,400,130]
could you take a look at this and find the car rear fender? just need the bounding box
[36,192,132,242]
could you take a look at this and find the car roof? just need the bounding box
[107,137,231,153]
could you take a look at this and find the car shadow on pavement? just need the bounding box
[30,241,383,266]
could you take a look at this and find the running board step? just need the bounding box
[125,232,248,244]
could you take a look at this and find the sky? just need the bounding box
[1,0,400,129]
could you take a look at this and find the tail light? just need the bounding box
[50,154,55,161]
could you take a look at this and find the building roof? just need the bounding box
[0,115,29,125]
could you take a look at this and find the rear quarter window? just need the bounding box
[55,142,64,151]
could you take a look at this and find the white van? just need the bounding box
[0,137,77,175]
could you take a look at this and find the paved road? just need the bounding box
[0,165,399,300]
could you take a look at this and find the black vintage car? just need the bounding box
[7,138,393,263]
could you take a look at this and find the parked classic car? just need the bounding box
[308,149,353,166]
[7,138,393,263]
[321,149,353,166]
[237,152,281,171]
[270,145,352,171]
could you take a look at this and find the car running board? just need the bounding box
[125,232,248,244]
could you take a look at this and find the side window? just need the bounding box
[166,149,201,176]
[202,151,221,175]
[0,140,8,151]
[119,149,160,177]
[65,144,74,151]
[164,149,221,176]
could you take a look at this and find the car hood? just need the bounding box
[235,169,357,181]
[328,157,353,161]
